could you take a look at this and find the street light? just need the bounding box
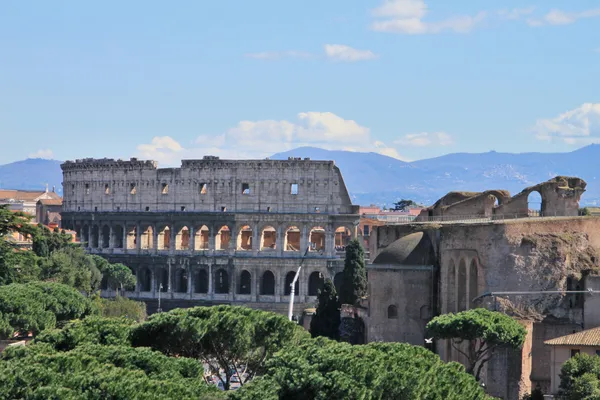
[288,246,310,321]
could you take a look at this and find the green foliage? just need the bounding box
[35,316,134,351]
[0,282,98,338]
[32,224,74,256]
[339,239,367,305]
[131,305,309,390]
[0,343,224,399]
[310,279,340,340]
[40,247,102,294]
[427,308,527,380]
[580,207,592,216]
[0,245,40,285]
[95,295,147,322]
[98,262,136,295]
[0,204,36,239]
[559,353,600,399]
[231,337,487,400]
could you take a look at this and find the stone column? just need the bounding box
[209,226,216,253]
[252,223,260,255]
[109,224,114,249]
[300,225,308,254]
[188,267,194,298]
[189,226,195,253]
[169,226,176,255]
[152,225,158,254]
[208,263,213,299]
[275,269,282,302]
[229,265,235,302]
[135,223,141,254]
[276,224,284,257]
[151,268,156,297]
[325,225,335,257]
[167,259,173,299]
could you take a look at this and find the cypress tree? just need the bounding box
[310,279,340,340]
[339,239,367,305]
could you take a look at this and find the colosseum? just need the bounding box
[60,156,359,314]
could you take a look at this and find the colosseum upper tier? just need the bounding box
[60,156,360,314]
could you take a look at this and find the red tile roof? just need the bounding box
[545,327,600,347]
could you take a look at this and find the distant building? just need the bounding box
[0,187,61,217]
[36,198,63,227]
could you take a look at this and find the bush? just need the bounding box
[95,295,147,322]
[559,353,600,399]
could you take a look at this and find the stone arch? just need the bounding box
[112,225,124,249]
[387,305,398,319]
[308,271,324,296]
[334,272,344,294]
[284,225,301,252]
[194,225,210,250]
[140,225,154,250]
[138,267,152,292]
[527,189,543,216]
[175,226,190,251]
[261,270,275,295]
[335,226,352,251]
[90,225,99,248]
[101,225,110,248]
[156,268,168,292]
[126,225,137,250]
[457,259,467,312]
[81,224,89,246]
[447,259,456,313]
[284,271,299,296]
[309,226,326,252]
[468,259,479,309]
[237,225,253,251]
[195,269,208,294]
[261,226,277,250]
[174,268,188,293]
[216,226,231,250]
[238,270,252,294]
[215,268,229,294]
[157,225,171,250]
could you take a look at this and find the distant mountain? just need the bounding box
[2,145,600,207]
[271,145,600,206]
[0,159,64,195]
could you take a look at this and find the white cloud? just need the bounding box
[394,132,454,146]
[28,149,54,159]
[497,7,535,20]
[324,44,378,62]
[534,103,600,144]
[370,0,486,34]
[244,51,314,60]
[527,7,600,26]
[136,112,409,165]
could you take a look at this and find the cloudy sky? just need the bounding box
[1,0,599,165]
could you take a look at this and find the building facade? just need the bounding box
[60,157,359,314]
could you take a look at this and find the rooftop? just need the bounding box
[545,327,600,347]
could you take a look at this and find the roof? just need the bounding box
[38,199,63,206]
[544,327,600,347]
[0,190,61,202]
[372,231,435,265]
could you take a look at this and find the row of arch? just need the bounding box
[80,223,353,253]
[447,257,480,313]
[127,267,346,297]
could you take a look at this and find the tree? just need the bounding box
[393,199,419,211]
[230,337,488,400]
[94,295,147,322]
[39,247,102,294]
[558,353,600,399]
[310,279,340,340]
[426,308,527,381]
[130,305,309,390]
[32,224,74,256]
[99,262,136,296]
[0,204,35,240]
[339,239,367,305]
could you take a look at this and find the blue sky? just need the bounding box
[1,0,599,165]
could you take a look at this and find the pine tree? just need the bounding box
[339,239,367,305]
[310,279,340,340]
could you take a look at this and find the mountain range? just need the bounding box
[2,145,600,206]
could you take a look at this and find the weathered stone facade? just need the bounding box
[61,156,359,315]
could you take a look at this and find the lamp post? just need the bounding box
[288,246,310,321]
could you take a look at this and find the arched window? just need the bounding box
[239,270,251,294]
[469,260,478,309]
[237,225,253,250]
[139,267,152,291]
[261,271,275,295]
[101,225,110,248]
[215,269,229,294]
[387,305,398,319]
[156,268,168,292]
[175,269,187,293]
[195,270,208,294]
[308,271,324,296]
[284,271,299,295]
[284,226,301,251]
[457,259,467,312]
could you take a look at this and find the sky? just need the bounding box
[1,0,599,166]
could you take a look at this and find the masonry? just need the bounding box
[61,156,360,315]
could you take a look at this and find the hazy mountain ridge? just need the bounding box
[2,145,600,206]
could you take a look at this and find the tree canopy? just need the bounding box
[230,337,488,400]
[130,305,309,390]
[310,279,340,340]
[393,199,420,211]
[339,239,367,306]
[426,308,527,380]
[558,353,600,399]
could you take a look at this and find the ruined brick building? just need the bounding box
[365,176,598,399]
[60,157,359,314]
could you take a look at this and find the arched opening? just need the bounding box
[284,271,299,296]
[156,268,168,292]
[157,226,171,250]
[308,271,324,296]
[333,272,344,294]
[112,225,124,249]
[237,225,253,251]
[175,227,190,251]
[335,227,351,251]
[238,270,251,294]
[215,269,229,294]
[261,270,275,295]
[81,225,89,246]
[447,260,456,313]
[468,260,478,309]
[527,190,542,217]
[284,226,301,252]
[387,305,398,319]
[101,225,110,248]
[216,226,231,250]
[126,225,137,250]
[101,275,110,290]
[457,259,467,312]
[195,270,208,294]
[261,226,277,250]
[91,225,99,248]
[309,226,325,252]
[140,226,154,250]
[194,225,210,250]
[139,267,152,291]
[174,269,188,293]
